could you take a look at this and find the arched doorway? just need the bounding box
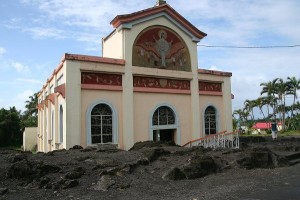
[86,101,118,146]
[204,106,217,135]
[151,105,179,143]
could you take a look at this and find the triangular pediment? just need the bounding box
[110,3,207,42]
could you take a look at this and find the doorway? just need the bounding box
[153,129,175,142]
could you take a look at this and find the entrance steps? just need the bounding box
[183,130,239,149]
[286,152,300,166]
[275,151,300,166]
[96,143,118,151]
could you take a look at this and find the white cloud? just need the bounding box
[203,47,300,112]
[208,65,222,71]
[11,61,30,73]
[0,90,34,111]
[16,78,42,84]
[0,47,6,56]
[24,27,65,39]
[13,89,35,111]
[174,0,300,46]
[20,0,150,32]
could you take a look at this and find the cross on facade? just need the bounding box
[156,0,166,6]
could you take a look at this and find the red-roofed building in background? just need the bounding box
[251,122,282,134]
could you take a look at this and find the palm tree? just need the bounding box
[287,76,300,117]
[274,78,289,131]
[244,99,256,121]
[260,79,278,120]
[233,109,249,126]
[255,97,267,119]
[22,92,38,128]
[24,92,38,117]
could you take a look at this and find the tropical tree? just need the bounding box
[244,99,256,121]
[286,76,300,117]
[274,78,289,130]
[260,79,278,120]
[21,92,38,128]
[255,97,267,119]
[233,108,250,128]
[0,107,22,147]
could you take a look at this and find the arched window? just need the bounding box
[151,106,177,142]
[91,104,113,144]
[152,106,175,125]
[59,105,63,143]
[205,106,217,135]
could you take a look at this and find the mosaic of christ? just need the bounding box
[132,26,191,71]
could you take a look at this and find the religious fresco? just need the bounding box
[133,76,190,90]
[132,26,191,71]
[81,72,122,86]
[199,81,222,92]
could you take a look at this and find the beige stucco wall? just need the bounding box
[65,60,81,150]
[81,89,123,148]
[222,77,233,132]
[23,127,37,151]
[102,30,124,59]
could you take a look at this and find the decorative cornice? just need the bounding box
[133,76,190,90]
[199,81,222,92]
[54,84,66,99]
[37,100,45,110]
[46,93,56,105]
[198,69,232,77]
[81,72,122,86]
[64,54,125,65]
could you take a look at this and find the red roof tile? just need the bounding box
[252,122,282,129]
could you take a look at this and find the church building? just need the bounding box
[37,1,233,152]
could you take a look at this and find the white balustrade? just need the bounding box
[183,131,239,149]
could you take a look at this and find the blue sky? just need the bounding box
[0,0,300,117]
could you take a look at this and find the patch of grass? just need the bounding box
[280,130,300,136]
[239,132,270,137]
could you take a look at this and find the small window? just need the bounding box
[50,85,54,94]
[204,106,217,135]
[57,74,64,86]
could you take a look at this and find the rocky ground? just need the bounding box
[1,136,300,200]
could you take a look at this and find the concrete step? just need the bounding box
[289,158,300,166]
[286,152,300,160]
[96,143,118,151]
